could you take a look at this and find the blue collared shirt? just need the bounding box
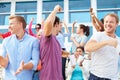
[1,33,40,80]
[56,32,70,49]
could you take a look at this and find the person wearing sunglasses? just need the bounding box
[28,18,42,39]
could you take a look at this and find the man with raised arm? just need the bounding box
[39,5,63,80]
[85,13,120,80]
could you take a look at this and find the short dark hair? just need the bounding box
[53,16,60,27]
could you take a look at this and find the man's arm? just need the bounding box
[0,54,9,68]
[90,8,104,31]
[44,5,62,36]
[15,39,40,75]
[14,61,34,75]
[85,39,118,53]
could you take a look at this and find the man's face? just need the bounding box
[9,18,21,34]
[59,22,62,31]
[54,23,60,34]
[104,15,118,34]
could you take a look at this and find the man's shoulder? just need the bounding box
[26,34,39,42]
[3,34,14,41]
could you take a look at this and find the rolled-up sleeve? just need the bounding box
[1,39,7,57]
[31,39,40,70]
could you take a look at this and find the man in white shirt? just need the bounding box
[85,13,120,80]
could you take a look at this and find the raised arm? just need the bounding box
[63,21,69,33]
[44,5,62,36]
[28,18,36,37]
[71,21,77,34]
[90,8,104,31]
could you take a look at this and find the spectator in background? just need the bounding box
[0,15,39,80]
[28,18,43,39]
[39,5,63,80]
[70,21,90,54]
[66,46,84,80]
[56,21,70,80]
[85,13,120,80]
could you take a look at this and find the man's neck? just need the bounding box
[16,30,25,40]
[105,32,116,38]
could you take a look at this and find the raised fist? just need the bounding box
[54,5,62,12]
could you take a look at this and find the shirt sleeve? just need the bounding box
[30,39,40,70]
[90,32,102,42]
[0,40,7,57]
[80,36,88,44]
[63,32,71,37]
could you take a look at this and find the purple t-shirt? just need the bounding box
[40,35,63,80]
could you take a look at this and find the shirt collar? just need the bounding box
[14,32,27,42]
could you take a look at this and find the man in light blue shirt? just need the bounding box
[0,15,39,80]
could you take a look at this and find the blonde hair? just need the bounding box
[9,15,26,29]
[104,13,119,24]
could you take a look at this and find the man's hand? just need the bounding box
[0,56,5,66]
[0,54,9,67]
[62,50,69,58]
[54,5,62,12]
[14,61,24,76]
[107,39,118,48]
[90,8,95,17]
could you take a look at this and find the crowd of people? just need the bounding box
[0,5,120,80]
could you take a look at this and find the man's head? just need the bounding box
[9,15,26,34]
[58,22,63,32]
[104,13,119,34]
[53,16,60,35]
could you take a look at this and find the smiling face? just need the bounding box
[9,18,21,34]
[104,14,118,34]
[8,15,26,35]
[76,48,83,55]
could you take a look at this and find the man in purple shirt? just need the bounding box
[40,5,63,80]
